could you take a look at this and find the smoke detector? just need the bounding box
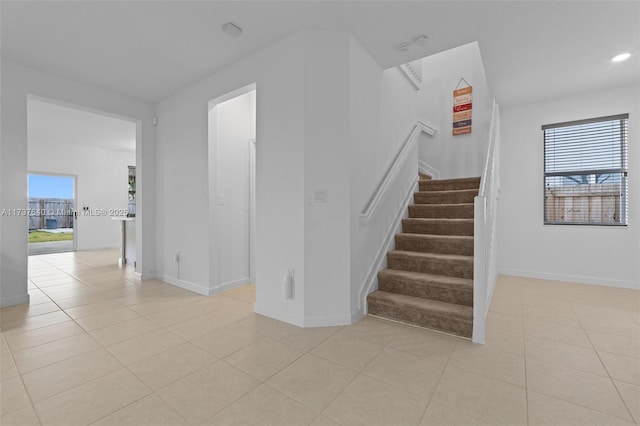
[414,35,432,46]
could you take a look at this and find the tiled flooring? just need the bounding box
[1,250,639,425]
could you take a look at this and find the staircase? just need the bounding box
[367,176,480,338]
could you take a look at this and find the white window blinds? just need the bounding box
[543,114,628,225]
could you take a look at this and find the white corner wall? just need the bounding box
[155,32,307,322]
[302,31,352,324]
[155,29,422,326]
[499,84,640,288]
[0,60,156,307]
[28,142,134,251]
[417,41,492,179]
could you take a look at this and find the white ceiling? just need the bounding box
[2,1,639,107]
[28,98,137,152]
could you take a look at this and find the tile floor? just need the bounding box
[1,249,639,425]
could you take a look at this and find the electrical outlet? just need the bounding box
[174,252,180,263]
[314,190,328,203]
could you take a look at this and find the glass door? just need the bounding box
[28,173,76,255]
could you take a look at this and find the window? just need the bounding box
[543,114,628,225]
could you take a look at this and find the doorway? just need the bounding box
[28,173,77,255]
[208,84,257,290]
[27,96,137,262]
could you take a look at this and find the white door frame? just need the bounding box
[208,83,257,292]
[249,138,256,283]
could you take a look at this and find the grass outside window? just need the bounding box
[29,231,73,243]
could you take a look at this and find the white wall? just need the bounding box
[215,91,253,287]
[0,60,156,307]
[154,30,423,325]
[302,31,352,323]
[28,141,134,250]
[381,68,420,165]
[349,37,420,315]
[418,42,492,179]
[499,84,640,288]
[156,30,358,325]
[155,32,307,324]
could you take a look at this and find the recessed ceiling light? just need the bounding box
[611,53,631,62]
[222,22,243,38]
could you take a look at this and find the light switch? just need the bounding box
[219,194,225,205]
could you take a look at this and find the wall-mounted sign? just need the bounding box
[453,103,472,112]
[453,119,472,128]
[453,82,472,136]
[453,127,472,136]
[453,110,472,121]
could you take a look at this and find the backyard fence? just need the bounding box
[28,198,74,230]
[545,183,622,224]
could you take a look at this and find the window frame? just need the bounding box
[542,114,628,227]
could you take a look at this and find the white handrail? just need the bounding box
[360,121,436,220]
[418,159,440,179]
[473,99,500,344]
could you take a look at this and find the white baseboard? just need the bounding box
[156,274,252,297]
[253,303,358,328]
[134,272,155,281]
[219,277,252,292]
[303,313,354,327]
[359,180,418,314]
[253,303,304,327]
[418,159,440,179]
[350,308,364,324]
[499,269,640,290]
[1,293,30,308]
[158,274,217,296]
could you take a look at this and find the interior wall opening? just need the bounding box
[208,83,257,293]
[27,96,139,265]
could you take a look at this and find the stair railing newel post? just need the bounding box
[473,195,487,343]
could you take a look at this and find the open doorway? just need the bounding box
[27,173,76,255]
[208,84,257,291]
[27,97,137,262]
